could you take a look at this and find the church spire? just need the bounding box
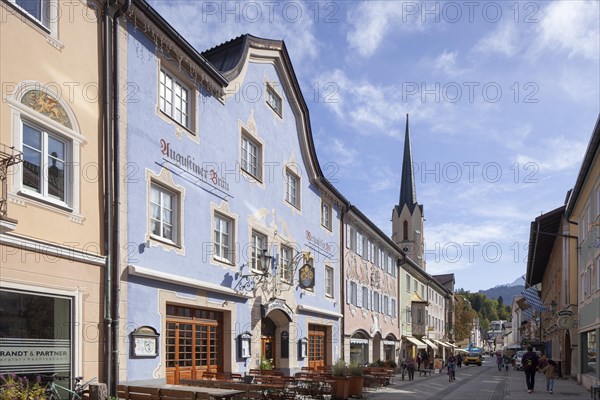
[399,113,417,210]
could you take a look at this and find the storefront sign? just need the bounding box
[160,139,230,193]
[305,230,334,256]
[0,339,70,373]
[262,299,293,321]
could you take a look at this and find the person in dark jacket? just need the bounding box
[521,346,540,393]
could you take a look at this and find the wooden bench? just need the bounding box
[417,369,433,377]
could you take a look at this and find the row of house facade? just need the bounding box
[508,116,599,390]
[0,0,458,396]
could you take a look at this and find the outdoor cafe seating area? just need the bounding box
[116,366,397,400]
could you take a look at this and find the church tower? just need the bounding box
[392,114,425,269]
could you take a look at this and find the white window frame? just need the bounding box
[21,119,70,206]
[325,266,334,297]
[356,232,363,257]
[159,67,193,130]
[250,231,268,273]
[214,213,234,264]
[362,286,369,309]
[9,83,83,214]
[373,290,380,313]
[405,307,411,324]
[7,0,58,34]
[349,281,358,306]
[280,244,294,283]
[284,168,300,209]
[321,200,332,231]
[241,132,262,181]
[265,83,282,116]
[149,182,179,245]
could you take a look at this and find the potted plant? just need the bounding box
[331,359,350,400]
[347,361,364,398]
[260,357,274,371]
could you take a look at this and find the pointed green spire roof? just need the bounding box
[398,114,418,212]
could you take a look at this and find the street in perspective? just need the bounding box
[0,1,599,400]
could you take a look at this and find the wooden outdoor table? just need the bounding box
[138,383,244,400]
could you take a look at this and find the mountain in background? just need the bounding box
[478,274,525,303]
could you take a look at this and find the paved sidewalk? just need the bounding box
[504,369,590,400]
[362,365,592,399]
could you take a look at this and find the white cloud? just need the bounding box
[534,0,600,60]
[149,1,319,69]
[345,1,426,58]
[516,136,588,173]
[328,138,358,166]
[315,69,442,138]
[432,50,465,76]
[473,22,519,57]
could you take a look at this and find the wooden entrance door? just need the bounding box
[165,305,222,384]
[308,324,327,370]
[261,317,276,368]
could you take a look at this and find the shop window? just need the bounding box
[0,289,73,389]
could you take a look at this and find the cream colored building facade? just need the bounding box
[0,0,105,388]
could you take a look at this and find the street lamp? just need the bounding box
[236,248,273,292]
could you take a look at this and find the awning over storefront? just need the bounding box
[383,340,396,346]
[422,338,438,349]
[433,339,451,348]
[404,337,427,348]
[445,342,458,347]
[350,338,369,344]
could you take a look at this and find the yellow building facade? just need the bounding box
[0,0,105,389]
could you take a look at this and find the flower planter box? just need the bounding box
[331,376,350,400]
[348,375,364,398]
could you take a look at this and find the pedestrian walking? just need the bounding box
[456,353,463,368]
[496,352,503,371]
[541,359,557,394]
[503,354,510,371]
[521,346,540,393]
[422,351,430,369]
[447,353,456,382]
[406,354,415,381]
[416,353,422,371]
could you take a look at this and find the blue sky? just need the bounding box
[149,0,600,292]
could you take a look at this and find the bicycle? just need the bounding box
[42,374,95,400]
[447,363,456,382]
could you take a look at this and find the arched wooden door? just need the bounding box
[165,305,223,384]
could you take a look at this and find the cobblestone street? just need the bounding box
[364,357,591,400]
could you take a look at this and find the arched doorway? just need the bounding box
[384,334,397,362]
[261,303,293,371]
[261,317,276,368]
[350,331,369,365]
[373,333,382,362]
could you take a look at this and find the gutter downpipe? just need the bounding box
[339,204,347,362]
[111,0,131,394]
[103,0,115,393]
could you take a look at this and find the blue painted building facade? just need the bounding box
[119,5,343,383]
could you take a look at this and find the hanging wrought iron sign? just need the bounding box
[298,259,315,290]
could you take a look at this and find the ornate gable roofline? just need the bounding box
[131,0,228,97]
[203,34,347,207]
